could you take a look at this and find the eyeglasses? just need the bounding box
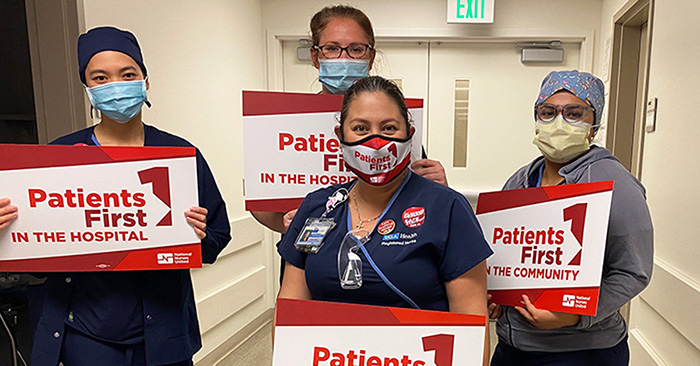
[313,43,373,59]
[535,103,595,123]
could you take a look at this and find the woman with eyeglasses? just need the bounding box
[277,76,493,366]
[251,5,447,235]
[21,26,231,366]
[488,71,653,366]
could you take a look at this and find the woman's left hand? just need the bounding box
[410,159,448,186]
[185,206,208,240]
[514,294,580,330]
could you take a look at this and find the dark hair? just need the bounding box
[310,5,375,47]
[339,76,410,136]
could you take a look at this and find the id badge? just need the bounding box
[294,217,336,253]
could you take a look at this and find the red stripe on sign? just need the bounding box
[101,146,195,162]
[530,287,600,316]
[489,287,600,316]
[114,243,202,270]
[243,91,343,116]
[0,251,129,272]
[476,181,614,215]
[544,181,614,200]
[389,307,485,326]
[245,198,304,213]
[275,298,485,327]
[242,91,423,116]
[406,98,423,108]
[0,144,195,171]
[0,243,201,272]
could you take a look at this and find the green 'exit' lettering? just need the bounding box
[456,0,486,19]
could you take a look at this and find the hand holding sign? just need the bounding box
[0,197,18,231]
[410,159,448,186]
[185,206,208,240]
[283,209,297,230]
[514,294,581,330]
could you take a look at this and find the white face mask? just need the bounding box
[533,116,593,163]
[340,134,412,186]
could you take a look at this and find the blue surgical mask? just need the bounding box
[86,79,148,123]
[318,59,369,94]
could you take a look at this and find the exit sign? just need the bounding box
[447,0,494,23]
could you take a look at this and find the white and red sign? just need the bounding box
[242,91,424,212]
[476,181,614,316]
[274,298,486,366]
[0,144,201,272]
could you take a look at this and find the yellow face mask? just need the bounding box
[532,116,592,164]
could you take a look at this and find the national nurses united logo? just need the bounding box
[402,207,425,228]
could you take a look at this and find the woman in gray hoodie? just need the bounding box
[489,70,653,366]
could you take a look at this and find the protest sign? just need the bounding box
[0,144,200,272]
[476,181,613,315]
[274,298,486,366]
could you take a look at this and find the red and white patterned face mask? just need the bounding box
[340,134,412,186]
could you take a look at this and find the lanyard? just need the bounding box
[344,171,419,309]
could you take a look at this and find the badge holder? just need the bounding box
[294,188,348,254]
[337,229,370,290]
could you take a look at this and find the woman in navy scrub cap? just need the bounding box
[489,71,653,366]
[8,26,232,366]
[278,76,493,366]
[251,5,448,234]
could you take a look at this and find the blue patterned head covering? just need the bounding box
[536,70,605,126]
[78,26,147,85]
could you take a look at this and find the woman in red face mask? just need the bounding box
[277,76,493,366]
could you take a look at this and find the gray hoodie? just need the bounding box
[496,146,654,352]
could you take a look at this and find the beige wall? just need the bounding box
[79,1,274,364]
[263,0,602,37]
[596,0,700,364]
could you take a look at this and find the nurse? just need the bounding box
[489,71,653,366]
[24,26,231,366]
[251,5,447,233]
[278,76,492,365]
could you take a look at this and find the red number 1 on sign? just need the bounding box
[422,334,454,366]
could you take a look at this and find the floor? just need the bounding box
[217,320,499,366]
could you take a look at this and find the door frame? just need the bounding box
[24,0,88,143]
[606,0,654,178]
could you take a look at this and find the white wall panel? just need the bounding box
[197,267,266,334]
[639,261,700,350]
[633,298,700,365]
[629,328,665,366]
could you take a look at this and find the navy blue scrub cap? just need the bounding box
[78,26,147,85]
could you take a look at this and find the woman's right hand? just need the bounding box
[283,209,298,229]
[0,197,18,232]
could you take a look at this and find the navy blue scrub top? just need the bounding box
[279,172,492,311]
[32,124,231,366]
